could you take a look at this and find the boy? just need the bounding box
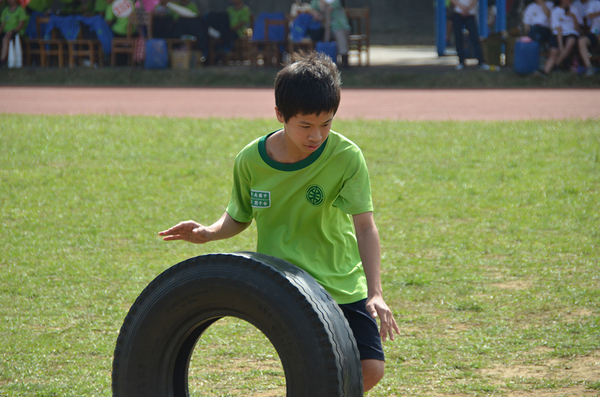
[0,0,27,66]
[159,51,400,392]
[227,0,252,39]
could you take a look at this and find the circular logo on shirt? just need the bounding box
[306,185,325,206]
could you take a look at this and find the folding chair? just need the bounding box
[111,10,152,66]
[36,16,67,68]
[67,27,99,68]
[345,7,370,66]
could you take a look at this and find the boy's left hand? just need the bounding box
[366,295,400,342]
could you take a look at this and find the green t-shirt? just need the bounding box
[94,0,109,15]
[105,5,129,36]
[226,130,373,304]
[27,0,52,13]
[1,6,28,34]
[226,4,251,37]
[170,1,198,20]
[59,0,82,14]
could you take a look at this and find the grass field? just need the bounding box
[1,114,599,396]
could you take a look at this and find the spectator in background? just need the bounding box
[578,0,600,76]
[523,0,555,44]
[310,0,350,67]
[226,0,251,40]
[93,0,109,16]
[538,0,583,75]
[26,0,52,14]
[451,0,490,70]
[0,0,27,66]
[571,0,590,19]
[105,0,128,37]
[58,0,84,15]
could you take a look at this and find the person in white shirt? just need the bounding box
[451,0,490,70]
[577,0,600,76]
[571,0,590,19]
[523,0,555,44]
[539,0,583,74]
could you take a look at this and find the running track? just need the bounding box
[1,87,599,120]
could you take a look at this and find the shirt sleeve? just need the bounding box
[551,9,561,30]
[226,151,254,223]
[332,148,374,215]
[523,5,533,25]
[574,7,584,24]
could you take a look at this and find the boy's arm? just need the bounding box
[353,211,400,342]
[159,212,250,244]
[539,0,551,18]
[15,20,25,33]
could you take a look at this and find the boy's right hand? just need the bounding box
[159,220,213,244]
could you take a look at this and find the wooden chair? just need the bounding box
[111,10,152,66]
[25,16,67,67]
[225,14,254,65]
[24,16,44,66]
[150,14,195,58]
[67,27,100,68]
[288,38,314,58]
[250,13,288,67]
[345,7,370,66]
[222,35,251,65]
[40,17,68,68]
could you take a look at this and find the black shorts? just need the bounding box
[339,299,385,361]
[549,34,579,48]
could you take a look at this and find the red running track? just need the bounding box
[1,87,599,120]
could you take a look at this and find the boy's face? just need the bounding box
[276,109,334,160]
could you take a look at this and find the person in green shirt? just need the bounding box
[160,51,400,393]
[105,0,128,37]
[26,0,52,14]
[93,0,108,15]
[226,0,251,38]
[1,0,27,64]
[58,0,83,15]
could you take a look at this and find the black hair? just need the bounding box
[274,51,342,123]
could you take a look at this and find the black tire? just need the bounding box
[112,252,363,397]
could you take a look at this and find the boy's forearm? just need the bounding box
[354,214,383,297]
[540,1,550,17]
[208,212,251,241]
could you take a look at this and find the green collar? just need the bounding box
[258,131,328,172]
